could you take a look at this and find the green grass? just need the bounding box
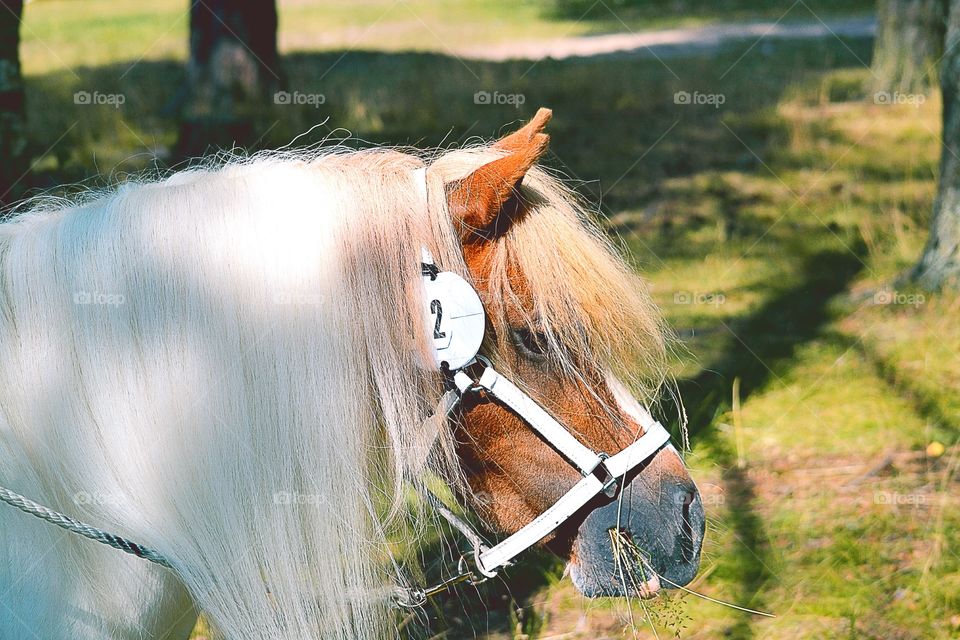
[14,2,960,639]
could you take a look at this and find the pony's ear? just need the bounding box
[448,108,552,241]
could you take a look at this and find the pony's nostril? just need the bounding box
[678,486,703,562]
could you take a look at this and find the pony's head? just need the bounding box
[424,109,703,597]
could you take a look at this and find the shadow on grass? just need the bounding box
[544,0,875,25]
[829,330,959,441]
[668,247,865,637]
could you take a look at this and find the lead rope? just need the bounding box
[0,485,172,569]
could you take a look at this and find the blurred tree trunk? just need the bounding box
[913,0,960,289]
[871,0,946,95]
[175,0,281,159]
[0,0,27,209]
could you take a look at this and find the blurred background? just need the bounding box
[1,0,958,638]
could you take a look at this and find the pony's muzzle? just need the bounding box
[568,448,704,597]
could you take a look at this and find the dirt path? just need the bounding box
[456,16,875,62]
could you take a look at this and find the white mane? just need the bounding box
[0,147,668,639]
[0,150,469,639]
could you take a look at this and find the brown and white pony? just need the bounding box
[0,108,702,639]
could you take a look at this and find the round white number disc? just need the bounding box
[421,271,485,370]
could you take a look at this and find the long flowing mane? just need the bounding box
[0,146,667,638]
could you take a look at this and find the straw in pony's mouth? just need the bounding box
[609,529,778,620]
[609,528,661,599]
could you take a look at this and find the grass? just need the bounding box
[13,2,960,639]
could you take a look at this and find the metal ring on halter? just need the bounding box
[473,354,493,369]
[392,552,494,609]
[466,355,492,379]
[448,355,491,396]
[586,452,620,498]
[471,543,499,579]
[467,355,495,393]
[455,554,491,584]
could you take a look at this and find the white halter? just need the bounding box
[399,167,672,604]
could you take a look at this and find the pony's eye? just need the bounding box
[512,327,549,358]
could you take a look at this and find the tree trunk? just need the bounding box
[871,0,946,95]
[913,0,960,289]
[175,0,281,159]
[0,0,27,209]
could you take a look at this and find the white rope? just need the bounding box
[0,485,173,569]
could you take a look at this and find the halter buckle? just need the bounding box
[450,356,492,396]
[587,453,619,498]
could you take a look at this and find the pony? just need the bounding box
[0,108,703,639]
